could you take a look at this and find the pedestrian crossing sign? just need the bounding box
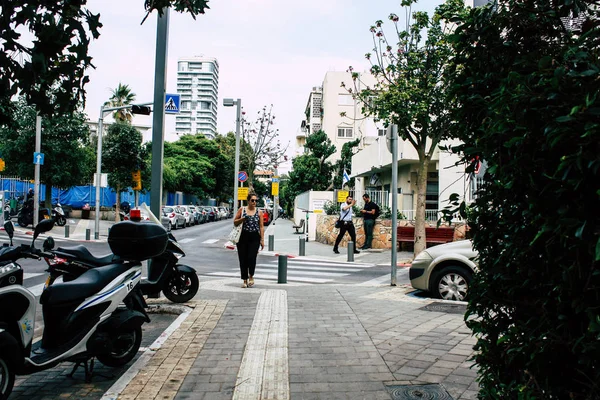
[165,93,180,114]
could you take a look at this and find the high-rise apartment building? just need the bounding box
[176,56,219,139]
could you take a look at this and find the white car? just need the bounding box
[218,207,228,219]
[409,239,478,301]
[177,205,194,227]
[162,206,186,230]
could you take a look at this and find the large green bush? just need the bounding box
[442,0,600,398]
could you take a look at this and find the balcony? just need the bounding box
[351,137,423,177]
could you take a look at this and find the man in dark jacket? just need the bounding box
[360,193,379,250]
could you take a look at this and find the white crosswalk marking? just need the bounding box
[178,238,196,244]
[205,271,331,284]
[202,239,219,244]
[256,263,359,273]
[23,272,45,280]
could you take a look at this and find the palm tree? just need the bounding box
[104,83,136,123]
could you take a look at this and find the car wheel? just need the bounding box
[431,266,472,301]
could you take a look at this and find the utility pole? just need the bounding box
[150,7,170,218]
[33,114,41,227]
[390,125,398,286]
[272,166,279,224]
[94,106,104,239]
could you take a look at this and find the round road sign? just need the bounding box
[238,171,248,182]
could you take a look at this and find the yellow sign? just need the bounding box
[313,209,323,214]
[132,170,142,191]
[0,159,5,172]
[238,187,249,200]
[271,182,279,196]
[337,190,349,203]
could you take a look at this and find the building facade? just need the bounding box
[176,56,219,139]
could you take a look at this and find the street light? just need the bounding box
[223,98,242,211]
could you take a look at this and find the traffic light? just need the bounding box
[131,105,152,115]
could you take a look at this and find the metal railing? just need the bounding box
[349,189,389,207]
[399,209,441,221]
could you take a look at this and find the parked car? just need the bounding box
[409,239,478,302]
[162,206,186,230]
[211,206,222,221]
[177,205,194,227]
[260,208,271,226]
[188,206,203,224]
[203,206,216,222]
[218,207,228,219]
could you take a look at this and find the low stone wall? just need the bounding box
[315,214,469,249]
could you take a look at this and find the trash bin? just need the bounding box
[82,209,90,219]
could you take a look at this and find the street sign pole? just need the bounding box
[150,7,170,218]
[94,106,104,240]
[233,99,242,210]
[33,114,41,227]
[390,125,398,286]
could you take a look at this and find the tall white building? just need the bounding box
[176,56,219,139]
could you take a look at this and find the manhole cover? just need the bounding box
[420,302,466,314]
[386,384,454,399]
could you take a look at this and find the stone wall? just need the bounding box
[315,214,469,249]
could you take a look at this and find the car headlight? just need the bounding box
[411,251,432,269]
[0,263,21,277]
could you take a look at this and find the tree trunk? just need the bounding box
[414,157,430,257]
[115,186,121,222]
[44,184,53,209]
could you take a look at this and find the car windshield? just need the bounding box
[164,207,174,213]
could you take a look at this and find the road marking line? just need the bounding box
[253,266,348,278]
[273,260,374,268]
[256,263,362,273]
[202,239,219,244]
[358,274,393,286]
[178,238,196,244]
[28,283,46,297]
[23,272,44,280]
[233,290,289,400]
[205,271,332,284]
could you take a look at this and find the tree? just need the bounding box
[1,1,210,124]
[0,98,91,204]
[104,83,136,122]
[351,1,458,256]
[252,180,269,199]
[441,0,600,398]
[103,122,143,220]
[286,130,336,203]
[332,138,360,189]
[240,105,289,183]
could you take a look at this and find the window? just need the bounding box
[337,127,353,138]
[338,94,354,106]
[200,101,211,110]
[378,129,386,137]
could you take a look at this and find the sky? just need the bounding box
[83,0,441,173]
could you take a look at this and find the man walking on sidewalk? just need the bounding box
[360,193,379,250]
[333,196,360,255]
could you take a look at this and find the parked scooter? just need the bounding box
[43,205,199,303]
[16,198,50,228]
[0,219,168,399]
[51,202,67,227]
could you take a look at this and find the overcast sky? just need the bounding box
[84,0,440,172]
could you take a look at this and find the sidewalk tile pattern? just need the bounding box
[118,300,227,399]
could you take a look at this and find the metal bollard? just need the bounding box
[85,228,91,241]
[64,225,69,238]
[347,241,354,262]
[277,255,287,284]
[95,231,99,240]
[268,234,274,252]
[299,237,306,257]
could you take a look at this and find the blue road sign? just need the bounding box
[165,93,181,114]
[238,171,248,182]
[33,152,44,165]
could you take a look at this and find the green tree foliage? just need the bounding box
[252,180,269,198]
[104,83,136,122]
[163,136,215,199]
[0,98,91,203]
[103,123,142,220]
[441,0,600,397]
[351,0,459,256]
[286,131,336,204]
[333,138,360,189]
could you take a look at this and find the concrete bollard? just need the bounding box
[299,237,306,257]
[85,228,91,241]
[347,241,355,262]
[64,225,69,238]
[277,255,287,284]
[268,234,274,252]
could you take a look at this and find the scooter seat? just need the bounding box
[40,263,133,305]
[55,245,115,266]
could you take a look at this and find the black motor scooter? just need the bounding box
[44,218,198,303]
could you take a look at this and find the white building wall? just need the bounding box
[176,56,219,139]
[293,190,333,241]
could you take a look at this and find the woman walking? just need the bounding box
[233,192,265,288]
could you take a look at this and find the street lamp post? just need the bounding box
[223,98,242,210]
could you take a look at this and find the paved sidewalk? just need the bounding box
[9,217,115,242]
[108,278,479,400]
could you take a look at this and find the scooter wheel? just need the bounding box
[56,216,67,227]
[17,216,28,228]
[96,325,142,367]
[0,354,15,399]
[163,269,199,303]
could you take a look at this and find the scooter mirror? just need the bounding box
[43,236,55,251]
[33,219,55,243]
